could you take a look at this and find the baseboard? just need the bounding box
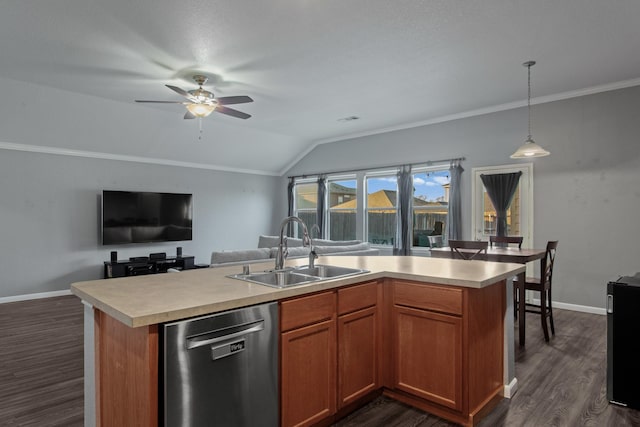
[0,289,72,304]
[503,377,518,399]
[530,298,606,315]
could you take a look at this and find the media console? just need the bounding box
[104,255,195,279]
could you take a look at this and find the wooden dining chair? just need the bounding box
[427,235,444,248]
[513,240,559,342]
[448,240,488,260]
[489,235,523,248]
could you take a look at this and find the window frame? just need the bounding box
[364,170,398,247]
[327,174,358,241]
[411,165,451,251]
[290,163,453,252]
[292,178,319,237]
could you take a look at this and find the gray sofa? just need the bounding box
[210,235,379,267]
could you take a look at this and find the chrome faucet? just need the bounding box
[308,245,318,270]
[308,224,320,269]
[274,216,312,271]
[310,224,321,239]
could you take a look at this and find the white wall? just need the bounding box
[0,149,282,298]
[0,75,287,299]
[286,86,640,310]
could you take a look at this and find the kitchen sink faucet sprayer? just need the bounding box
[275,216,312,271]
[308,224,320,268]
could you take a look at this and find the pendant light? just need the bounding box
[511,61,550,159]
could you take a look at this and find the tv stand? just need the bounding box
[104,256,195,279]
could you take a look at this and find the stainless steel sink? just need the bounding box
[293,264,369,279]
[228,264,369,288]
[228,270,321,288]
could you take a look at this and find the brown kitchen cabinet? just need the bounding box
[280,290,337,427]
[393,305,463,410]
[94,310,158,427]
[387,279,505,426]
[280,281,381,427]
[337,281,381,408]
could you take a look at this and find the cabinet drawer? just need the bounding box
[338,281,378,315]
[393,280,463,316]
[281,291,336,332]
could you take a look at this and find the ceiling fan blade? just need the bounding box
[216,95,254,105]
[166,85,197,101]
[216,106,251,119]
[135,100,187,104]
[184,111,196,120]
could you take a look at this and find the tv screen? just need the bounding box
[102,190,193,245]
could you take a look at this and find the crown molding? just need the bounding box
[4,77,640,178]
[0,142,280,176]
[308,76,640,149]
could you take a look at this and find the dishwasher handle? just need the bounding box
[186,320,264,350]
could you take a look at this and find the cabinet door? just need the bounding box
[393,305,462,411]
[338,305,378,408]
[281,319,336,427]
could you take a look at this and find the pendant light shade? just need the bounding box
[511,61,550,159]
[511,137,550,158]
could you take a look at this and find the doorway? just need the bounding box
[471,163,533,247]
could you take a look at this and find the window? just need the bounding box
[365,174,397,245]
[294,181,318,236]
[328,178,357,240]
[412,168,450,247]
[291,163,456,248]
[481,185,521,236]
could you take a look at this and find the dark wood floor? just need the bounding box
[1,296,639,426]
[0,296,84,426]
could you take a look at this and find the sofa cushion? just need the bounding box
[257,235,279,248]
[211,248,271,265]
[258,235,304,248]
[269,246,311,258]
[312,239,362,246]
[314,243,372,254]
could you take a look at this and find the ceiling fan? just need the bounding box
[135,75,253,120]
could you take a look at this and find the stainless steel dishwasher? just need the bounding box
[162,302,278,427]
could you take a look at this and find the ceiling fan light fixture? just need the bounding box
[186,103,215,117]
[511,60,550,159]
[135,74,252,120]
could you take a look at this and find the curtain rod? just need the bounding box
[287,156,465,180]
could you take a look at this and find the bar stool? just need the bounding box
[513,240,559,342]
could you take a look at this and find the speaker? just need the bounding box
[149,252,166,260]
[110,251,118,262]
[176,247,183,258]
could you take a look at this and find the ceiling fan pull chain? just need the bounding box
[198,117,203,140]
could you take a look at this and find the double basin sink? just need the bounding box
[228,264,369,288]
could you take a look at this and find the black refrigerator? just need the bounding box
[607,273,640,409]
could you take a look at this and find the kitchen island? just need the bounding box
[72,255,524,427]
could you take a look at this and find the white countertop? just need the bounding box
[71,255,524,327]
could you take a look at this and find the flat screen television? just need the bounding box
[102,190,193,245]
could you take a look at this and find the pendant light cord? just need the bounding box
[523,61,536,141]
[527,63,532,140]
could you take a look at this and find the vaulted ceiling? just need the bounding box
[2,0,639,175]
